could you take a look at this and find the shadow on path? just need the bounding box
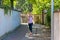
[2,25,28,40]
[2,24,51,40]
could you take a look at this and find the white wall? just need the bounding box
[0,8,21,37]
[54,11,60,40]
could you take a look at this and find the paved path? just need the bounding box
[2,24,51,40]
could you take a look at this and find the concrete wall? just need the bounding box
[0,8,21,37]
[54,11,60,40]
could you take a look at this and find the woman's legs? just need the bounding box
[28,23,33,35]
[29,24,32,32]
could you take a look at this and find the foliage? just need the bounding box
[2,0,11,14]
[1,0,51,14]
[54,0,60,11]
[45,9,51,26]
[0,0,60,14]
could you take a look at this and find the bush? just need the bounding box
[45,13,51,27]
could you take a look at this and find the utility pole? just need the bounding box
[51,0,54,40]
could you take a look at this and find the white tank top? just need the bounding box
[28,16,33,23]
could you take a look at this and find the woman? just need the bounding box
[27,12,33,36]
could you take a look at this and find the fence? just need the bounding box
[20,14,46,24]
